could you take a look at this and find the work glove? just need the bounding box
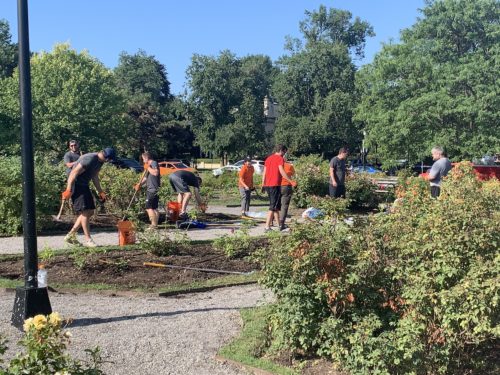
[62,189,72,200]
[98,191,107,202]
[134,183,141,192]
[291,181,298,188]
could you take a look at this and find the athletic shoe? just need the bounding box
[179,212,189,221]
[264,227,273,233]
[279,225,290,232]
[83,238,97,248]
[64,233,80,246]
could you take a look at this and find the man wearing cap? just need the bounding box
[63,140,81,175]
[238,157,254,216]
[62,147,116,247]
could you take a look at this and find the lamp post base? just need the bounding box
[11,286,52,330]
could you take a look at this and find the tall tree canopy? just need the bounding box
[0,44,126,157]
[273,6,374,157]
[0,19,18,79]
[355,0,500,164]
[114,50,195,159]
[187,50,275,161]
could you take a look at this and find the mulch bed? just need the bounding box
[0,242,261,291]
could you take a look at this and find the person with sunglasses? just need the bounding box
[63,140,82,176]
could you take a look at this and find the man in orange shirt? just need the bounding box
[238,157,254,215]
[279,159,295,231]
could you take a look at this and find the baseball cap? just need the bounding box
[103,147,116,161]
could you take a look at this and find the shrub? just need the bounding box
[345,173,380,209]
[98,164,144,218]
[0,156,65,235]
[1,313,104,374]
[292,155,329,208]
[258,163,500,374]
[213,227,252,258]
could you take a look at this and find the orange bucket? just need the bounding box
[117,220,135,246]
[166,201,181,222]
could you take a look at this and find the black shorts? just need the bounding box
[145,191,159,209]
[267,186,282,211]
[72,184,95,213]
[169,174,190,193]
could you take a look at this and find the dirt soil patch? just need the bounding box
[0,242,260,291]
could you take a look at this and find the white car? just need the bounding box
[233,160,265,175]
[212,165,241,177]
[212,159,265,177]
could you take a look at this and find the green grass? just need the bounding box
[219,305,298,375]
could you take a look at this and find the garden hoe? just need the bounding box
[54,198,66,221]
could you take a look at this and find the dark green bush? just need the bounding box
[257,163,500,374]
[0,156,65,235]
[292,155,329,208]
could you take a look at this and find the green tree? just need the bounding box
[273,6,373,156]
[0,19,18,79]
[187,51,275,162]
[355,0,500,164]
[0,43,126,157]
[113,50,194,159]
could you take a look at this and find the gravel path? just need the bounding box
[0,284,273,375]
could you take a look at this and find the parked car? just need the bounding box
[159,160,197,176]
[212,165,241,177]
[212,159,265,177]
[110,158,144,173]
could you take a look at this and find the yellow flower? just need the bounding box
[23,317,34,332]
[32,314,47,330]
[48,312,62,326]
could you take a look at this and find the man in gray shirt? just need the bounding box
[329,147,349,198]
[134,152,161,229]
[428,146,452,198]
[62,147,116,247]
[63,140,81,175]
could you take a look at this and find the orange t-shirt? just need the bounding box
[281,163,295,186]
[238,164,254,188]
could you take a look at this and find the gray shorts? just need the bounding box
[169,174,190,193]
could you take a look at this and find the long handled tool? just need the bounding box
[144,262,255,275]
[122,168,148,221]
[55,199,66,221]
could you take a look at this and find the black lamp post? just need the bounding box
[11,0,52,330]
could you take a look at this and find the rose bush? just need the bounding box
[257,163,499,374]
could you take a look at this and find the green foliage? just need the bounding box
[273,6,374,156]
[0,156,65,235]
[292,155,329,208]
[355,0,500,163]
[139,229,182,257]
[213,227,252,258]
[258,164,500,374]
[0,43,126,158]
[0,19,17,79]
[1,313,104,374]
[345,174,380,209]
[187,51,275,160]
[98,164,144,218]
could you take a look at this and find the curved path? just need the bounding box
[0,284,272,375]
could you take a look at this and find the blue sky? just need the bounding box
[1,0,424,94]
